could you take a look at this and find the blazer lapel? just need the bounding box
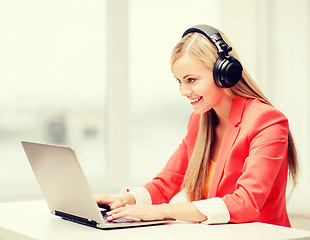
[207,98,247,198]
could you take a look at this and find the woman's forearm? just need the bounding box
[162,202,207,223]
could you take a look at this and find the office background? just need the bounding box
[0,0,309,202]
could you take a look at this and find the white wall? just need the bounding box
[269,0,310,184]
[128,0,220,184]
[219,0,310,185]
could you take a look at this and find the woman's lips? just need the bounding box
[190,96,202,105]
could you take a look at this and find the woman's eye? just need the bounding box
[188,78,196,83]
[175,78,181,83]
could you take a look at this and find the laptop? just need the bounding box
[21,141,173,229]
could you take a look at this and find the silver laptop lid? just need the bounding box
[21,141,105,226]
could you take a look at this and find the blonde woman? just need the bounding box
[96,25,298,227]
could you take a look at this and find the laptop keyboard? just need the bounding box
[101,211,142,223]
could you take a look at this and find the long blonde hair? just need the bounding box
[171,31,298,202]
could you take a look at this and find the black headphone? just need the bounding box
[182,24,243,88]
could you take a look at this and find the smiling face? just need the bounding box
[172,54,228,114]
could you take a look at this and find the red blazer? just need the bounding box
[144,97,291,227]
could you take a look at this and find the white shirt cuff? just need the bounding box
[193,197,230,224]
[121,186,152,205]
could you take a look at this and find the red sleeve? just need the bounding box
[144,113,200,204]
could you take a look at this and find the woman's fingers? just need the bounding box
[109,200,127,209]
[95,193,136,209]
[95,195,106,203]
[106,206,129,221]
[95,195,114,204]
[106,204,167,222]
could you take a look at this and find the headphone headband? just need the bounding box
[182,24,232,57]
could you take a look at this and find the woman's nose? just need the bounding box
[179,84,192,97]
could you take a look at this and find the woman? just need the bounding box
[96,25,298,227]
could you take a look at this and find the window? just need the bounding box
[0,0,108,200]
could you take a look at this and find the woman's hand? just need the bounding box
[106,203,207,223]
[106,204,168,222]
[96,195,208,223]
[95,193,136,210]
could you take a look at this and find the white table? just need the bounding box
[0,200,310,240]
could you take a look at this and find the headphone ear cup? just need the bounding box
[213,56,243,88]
